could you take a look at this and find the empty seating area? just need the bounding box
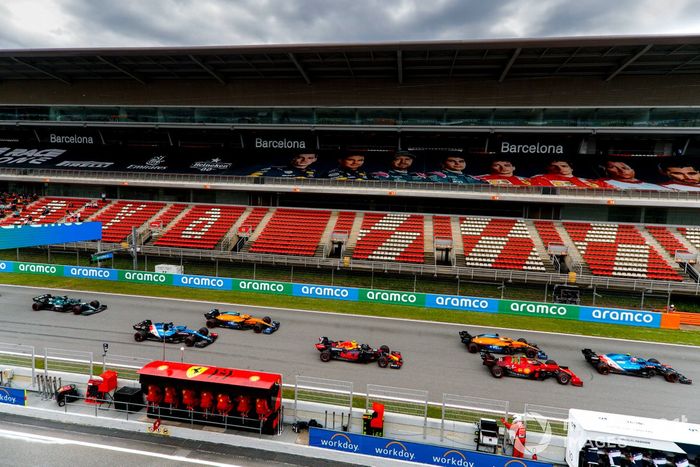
[237,207,268,237]
[433,216,453,242]
[91,201,166,243]
[150,204,189,229]
[460,217,545,271]
[154,205,245,249]
[353,213,425,263]
[564,222,683,281]
[533,220,566,252]
[249,208,332,256]
[332,211,356,235]
[677,227,700,251]
[646,226,690,259]
[7,194,700,283]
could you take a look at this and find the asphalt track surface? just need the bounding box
[1,284,699,422]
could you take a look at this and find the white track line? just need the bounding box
[0,428,239,466]
[2,283,698,349]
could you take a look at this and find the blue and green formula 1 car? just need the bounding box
[582,349,692,384]
[32,294,107,315]
[133,319,218,348]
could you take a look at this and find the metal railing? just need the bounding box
[3,166,700,204]
[44,239,700,296]
[0,343,575,450]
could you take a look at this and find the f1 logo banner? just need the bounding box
[0,222,102,249]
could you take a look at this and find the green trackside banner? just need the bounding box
[15,262,64,276]
[499,299,580,320]
[117,270,172,285]
[359,288,426,307]
[231,279,292,295]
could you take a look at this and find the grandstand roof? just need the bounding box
[2,34,700,85]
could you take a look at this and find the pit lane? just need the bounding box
[1,284,698,421]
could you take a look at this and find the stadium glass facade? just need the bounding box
[1,105,700,129]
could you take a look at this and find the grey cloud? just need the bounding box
[0,0,698,49]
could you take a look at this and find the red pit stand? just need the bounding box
[362,402,385,437]
[86,370,118,405]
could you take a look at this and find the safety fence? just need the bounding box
[0,259,677,329]
[0,343,569,448]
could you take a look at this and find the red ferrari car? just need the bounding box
[314,337,403,369]
[481,353,583,386]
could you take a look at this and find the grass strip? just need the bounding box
[1,273,698,346]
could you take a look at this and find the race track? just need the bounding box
[1,284,699,421]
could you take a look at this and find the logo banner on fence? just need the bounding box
[0,222,102,249]
[0,387,26,406]
[15,262,64,276]
[118,270,171,285]
[309,428,553,467]
[64,265,117,281]
[425,294,498,313]
[499,300,580,320]
[359,288,426,307]
[231,279,292,295]
[0,260,14,273]
[292,284,359,301]
[173,274,232,291]
[578,306,661,328]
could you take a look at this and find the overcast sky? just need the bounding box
[1,0,699,49]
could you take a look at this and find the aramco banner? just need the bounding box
[0,222,102,249]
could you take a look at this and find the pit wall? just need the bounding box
[0,260,674,329]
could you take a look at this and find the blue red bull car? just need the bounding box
[481,352,583,386]
[132,320,217,348]
[582,349,692,384]
[315,337,403,369]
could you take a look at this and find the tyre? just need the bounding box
[517,338,527,343]
[557,372,571,385]
[525,348,537,358]
[134,331,146,342]
[490,366,504,378]
[185,336,196,347]
[206,319,218,329]
[665,372,680,383]
[32,303,41,311]
[57,398,66,407]
[379,345,390,354]
[253,324,263,333]
[648,358,660,364]
[198,327,209,336]
[73,305,83,315]
[467,342,479,353]
[378,356,389,368]
[320,350,332,362]
[597,364,610,375]
[89,300,100,309]
[545,360,557,366]
[262,316,272,324]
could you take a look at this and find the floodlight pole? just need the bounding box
[131,226,138,270]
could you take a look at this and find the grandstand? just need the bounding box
[1,34,700,296]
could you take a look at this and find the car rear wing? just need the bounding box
[581,348,600,363]
[459,330,473,344]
